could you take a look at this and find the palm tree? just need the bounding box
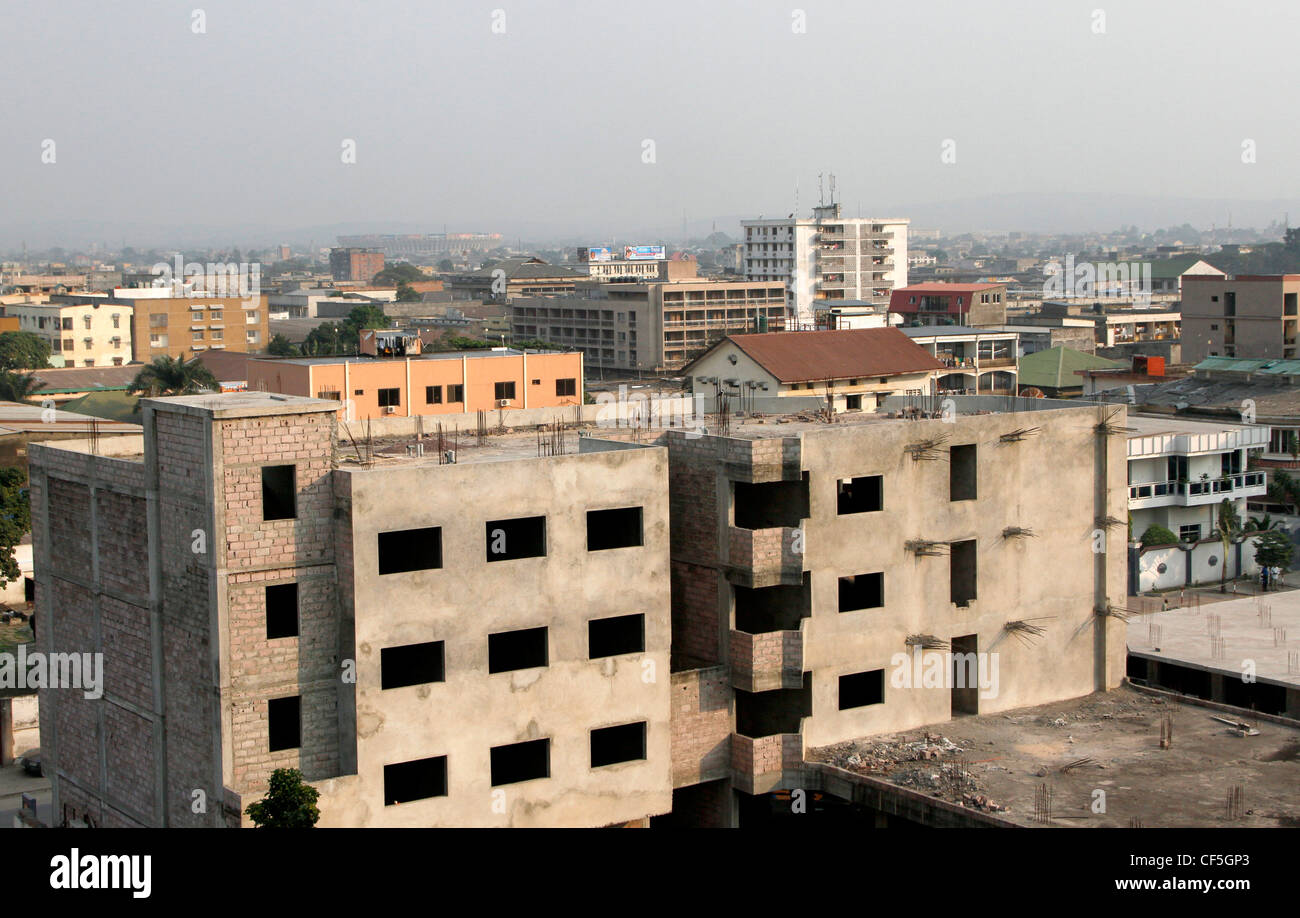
[0,371,43,403]
[1267,470,1300,514]
[1246,513,1282,532]
[127,356,220,397]
[1216,498,1243,593]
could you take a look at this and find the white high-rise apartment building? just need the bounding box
[742,203,908,328]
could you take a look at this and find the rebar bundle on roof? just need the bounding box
[1003,618,1051,646]
[999,426,1040,443]
[905,433,950,460]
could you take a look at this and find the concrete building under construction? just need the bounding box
[28,389,1128,827]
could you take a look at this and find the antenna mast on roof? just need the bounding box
[818,172,824,207]
[829,173,837,206]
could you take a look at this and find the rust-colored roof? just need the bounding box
[713,328,944,383]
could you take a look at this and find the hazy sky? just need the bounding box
[4,0,1299,244]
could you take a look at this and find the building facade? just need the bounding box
[1182,275,1300,363]
[742,204,909,329]
[889,283,1008,328]
[246,349,583,420]
[3,301,134,367]
[329,248,386,283]
[511,280,788,373]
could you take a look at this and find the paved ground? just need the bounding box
[0,762,50,828]
[809,685,1300,827]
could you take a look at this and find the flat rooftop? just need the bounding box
[253,348,568,366]
[1124,414,1256,439]
[809,685,1300,827]
[1128,590,1300,689]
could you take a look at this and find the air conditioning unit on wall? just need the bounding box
[385,405,396,414]
[497,399,512,407]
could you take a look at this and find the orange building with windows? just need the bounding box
[246,349,583,419]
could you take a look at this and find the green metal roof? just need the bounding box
[1016,346,1125,390]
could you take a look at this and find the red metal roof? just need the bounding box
[889,282,1005,313]
[710,327,944,384]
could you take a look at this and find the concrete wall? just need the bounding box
[323,445,673,827]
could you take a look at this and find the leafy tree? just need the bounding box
[1254,528,1294,572]
[437,259,454,272]
[1139,524,1179,548]
[245,768,320,828]
[0,332,51,371]
[1216,498,1243,592]
[395,282,422,303]
[344,305,389,336]
[0,371,42,403]
[267,333,298,357]
[303,322,349,356]
[371,264,425,285]
[127,356,220,397]
[0,467,31,589]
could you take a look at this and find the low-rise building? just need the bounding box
[1182,274,1300,363]
[684,328,942,413]
[889,283,1007,328]
[899,327,1018,395]
[246,348,584,420]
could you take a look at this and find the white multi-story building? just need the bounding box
[1127,416,1269,543]
[742,203,908,328]
[6,301,134,367]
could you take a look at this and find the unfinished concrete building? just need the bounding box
[29,391,1127,827]
[30,394,670,827]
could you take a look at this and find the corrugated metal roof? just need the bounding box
[709,328,944,383]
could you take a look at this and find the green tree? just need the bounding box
[1268,470,1300,513]
[0,332,51,371]
[1216,498,1243,592]
[395,282,422,303]
[267,333,298,357]
[437,259,454,272]
[1246,513,1282,532]
[344,305,389,336]
[1254,528,1294,572]
[0,467,31,589]
[371,264,425,285]
[303,322,349,356]
[245,768,320,828]
[1139,524,1179,548]
[0,371,43,403]
[127,356,220,397]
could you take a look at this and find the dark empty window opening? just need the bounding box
[590,722,647,767]
[261,465,296,521]
[448,384,464,402]
[486,516,546,561]
[354,389,364,396]
[838,572,884,612]
[839,670,885,709]
[488,626,548,673]
[426,385,442,404]
[845,394,862,410]
[587,507,643,551]
[494,381,516,401]
[734,574,811,633]
[384,756,447,805]
[951,540,977,607]
[265,583,298,639]
[378,527,442,574]
[381,641,445,689]
[837,475,882,514]
[267,695,301,751]
[378,388,401,407]
[556,378,577,397]
[735,673,812,737]
[734,475,809,529]
[950,444,977,501]
[588,613,645,658]
[490,738,550,786]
